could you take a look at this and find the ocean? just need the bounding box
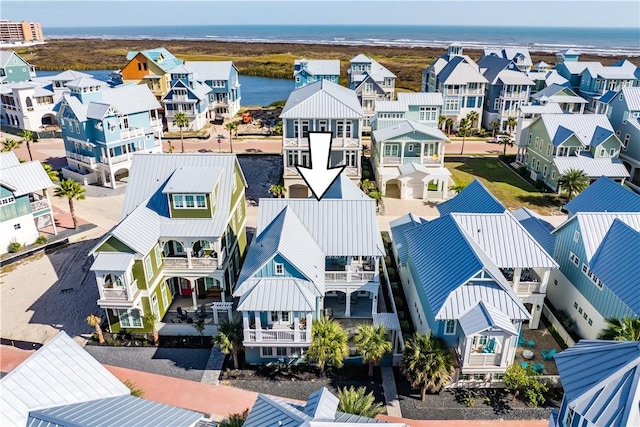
[44,24,640,56]
[35,70,294,107]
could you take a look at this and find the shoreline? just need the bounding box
[17,39,634,92]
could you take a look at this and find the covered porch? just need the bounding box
[381,163,452,200]
[162,295,233,326]
[323,277,380,318]
[165,274,228,311]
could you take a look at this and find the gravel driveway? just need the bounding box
[237,155,282,204]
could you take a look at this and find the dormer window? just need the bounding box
[173,194,207,209]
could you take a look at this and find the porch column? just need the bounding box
[372,294,378,315]
[463,336,473,366]
[400,142,405,162]
[46,191,57,235]
[345,291,351,317]
[512,267,522,293]
[220,288,226,302]
[297,119,301,146]
[186,248,193,269]
[529,300,543,329]
[293,314,300,342]
[191,280,198,310]
[393,330,399,354]
[109,171,116,190]
[306,312,312,342]
[419,142,424,161]
[212,306,219,324]
[254,311,262,341]
[500,335,512,366]
[442,179,449,199]
[540,269,551,294]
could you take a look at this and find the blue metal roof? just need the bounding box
[598,90,619,104]
[589,219,640,314]
[564,176,640,217]
[512,208,556,255]
[551,125,575,146]
[389,213,424,266]
[590,126,614,147]
[554,340,640,427]
[27,395,204,427]
[437,179,505,216]
[477,55,514,84]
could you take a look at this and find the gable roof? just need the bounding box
[519,104,564,115]
[66,76,105,89]
[478,55,515,83]
[552,154,629,179]
[0,157,54,196]
[90,252,135,273]
[511,207,556,255]
[47,69,92,82]
[536,114,618,147]
[589,219,640,314]
[458,301,518,336]
[483,48,532,67]
[236,278,319,312]
[437,179,505,216]
[532,83,587,104]
[162,166,223,194]
[389,213,425,266]
[349,54,396,80]
[564,176,640,217]
[497,70,535,86]
[620,87,640,111]
[373,119,448,142]
[439,57,488,85]
[0,331,129,427]
[322,174,369,199]
[0,50,30,68]
[294,59,340,76]
[185,60,236,81]
[554,340,640,427]
[280,80,364,119]
[0,151,20,169]
[126,48,184,73]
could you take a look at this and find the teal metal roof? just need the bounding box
[127,48,184,73]
[564,176,640,217]
[437,179,505,216]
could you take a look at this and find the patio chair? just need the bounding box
[520,362,529,369]
[482,338,496,354]
[542,349,556,360]
[176,306,188,321]
[196,304,207,320]
[532,363,544,373]
[527,339,535,348]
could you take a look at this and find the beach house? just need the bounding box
[483,48,533,73]
[0,79,56,131]
[604,87,640,192]
[371,93,451,200]
[293,58,340,88]
[0,151,56,254]
[279,80,364,197]
[120,47,184,105]
[89,153,247,333]
[390,182,557,382]
[478,55,535,131]
[422,43,488,130]
[523,114,629,191]
[549,340,640,427]
[545,177,640,339]
[530,83,587,113]
[513,104,563,164]
[0,50,35,83]
[162,65,211,131]
[185,61,241,118]
[348,54,396,130]
[233,176,396,364]
[59,77,163,188]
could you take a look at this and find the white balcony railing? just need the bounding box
[325,271,375,282]
[149,118,162,128]
[468,353,502,367]
[163,256,219,270]
[516,281,542,294]
[101,280,138,301]
[243,328,310,343]
[120,127,145,141]
[101,152,133,165]
[30,199,50,212]
[66,151,96,166]
[381,156,442,165]
[283,137,360,148]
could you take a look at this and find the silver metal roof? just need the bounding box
[0,151,20,169]
[66,76,106,89]
[538,113,616,146]
[85,102,112,120]
[441,62,488,85]
[458,301,518,336]
[452,212,558,268]
[621,87,640,111]
[256,198,384,257]
[439,281,530,321]
[237,278,317,311]
[519,104,563,114]
[100,83,162,114]
[496,70,535,85]
[162,167,223,194]
[373,119,448,141]
[396,92,443,108]
[294,59,340,76]
[280,80,364,119]
[60,93,88,122]
[553,155,630,178]
[0,159,54,196]
[372,313,401,331]
[27,395,205,427]
[185,61,236,81]
[303,387,339,420]
[0,331,130,427]
[90,252,135,273]
[47,70,92,81]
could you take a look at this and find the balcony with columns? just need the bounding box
[96,273,142,308]
[501,267,551,330]
[456,333,516,371]
[242,311,312,345]
[161,239,225,274]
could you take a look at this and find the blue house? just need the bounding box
[577,60,639,111]
[530,83,587,113]
[293,58,340,88]
[483,48,533,73]
[185,61,241,118]
[605,87,640,192]
[348,54,396,130]
[477,55,534,131]
[550,340,640,427]
[390,180,558,382]
[162,65,211,132]
[59,77,163,188]
[0,50,35,83]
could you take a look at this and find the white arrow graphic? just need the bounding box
[296,132,345,201]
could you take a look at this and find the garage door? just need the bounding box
[407,182,423,199]
[289,185,309,198]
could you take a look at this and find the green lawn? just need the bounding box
[445,158,563,215]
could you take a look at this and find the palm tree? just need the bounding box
[19,129,35,161]
[450,183,467,194]
[368,190,382,207]
[173,112,190,153]
[54,179,85,229]
[225,121,239,153]
[337,386,385,418]
[86,313,105,344]
[490,120,501,138]
[142,311,159,345]
[598,317,640,341]
[557,169,589,201]
[466,111,479,129]
[1,137,21,152]
[438,115,446,131]
[42,164,59,182]
[358,179,376,195]
[167,140,174,154]
[213,318,243,370]
[458,118,471,155]
[305,316,349,375]
[506,116,518,136]
[354,324,392,377]
[401,333,454,401]
[445,118,454,135]
[268,183,286,198]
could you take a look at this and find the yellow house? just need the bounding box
[121,48,184,104]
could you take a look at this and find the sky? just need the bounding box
[3,0,639,28]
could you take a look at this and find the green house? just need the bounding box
[89,153,248,333]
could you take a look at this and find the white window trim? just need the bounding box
[118,308,143,328]
[275,263,284,275]
[173,193,207,209]
[444,319,456,335]
[144,256,153,281]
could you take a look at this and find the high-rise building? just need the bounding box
[0,20,44,43]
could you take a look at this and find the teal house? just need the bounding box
[293,58,340,89]
[0,51,35,83]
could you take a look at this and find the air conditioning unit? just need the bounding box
[530,170,541,181]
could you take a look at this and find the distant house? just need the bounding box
[348,54,396,130]
[483,47,533,73]
[371,93,450,200]
[244,387,408,426]
[59,77,163,188]
[0,151,55,254]
[546,178,640,338]
[478,55,534,131]
[0,331,210,427]
[185,60,241,118]
[279,80,364,197]
[605,87,640,192]
[162,65,211,132]
[293,58,340,88]
[89,153,247,334]
[391,181,558,383]
[530,83,588,113]
[527,69,569,94]
[0,50,35,83]
[523,114,629,191]
[549,340,640,427]
[422,44,488,130]
[0,80,56,130]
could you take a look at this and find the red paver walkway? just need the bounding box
[0,345,548,426]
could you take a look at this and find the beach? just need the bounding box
[17,39,632,92]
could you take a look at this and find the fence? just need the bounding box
[542,304,576,347]
[0,125,62,139]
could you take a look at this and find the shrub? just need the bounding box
[267,99,286,108]
[555,309,577,334]
[123,379,145,398]
[503,364,549,406]
[400,320,411,332]
[35,236,48,245]
[533,180,547,192]
[8,241,23,253]
[516,166,529,177]
[386,267,396,278]
[393,296,404,310]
